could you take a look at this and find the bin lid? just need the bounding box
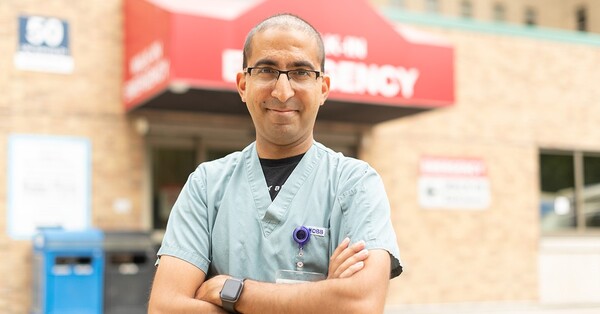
[103,231,155,252]
[33,228,104,250]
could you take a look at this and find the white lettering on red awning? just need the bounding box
[221,49,420,100]
[322,33,420,99]
[323,34,368,59]
[220,34,420,100]
[222,49,243,83]
[327,59,419,99]
[129,41,163,74]
[125,41,170,102]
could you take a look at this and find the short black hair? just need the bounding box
[242,13,325,72]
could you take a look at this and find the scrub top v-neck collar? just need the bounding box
[244,142,322,237]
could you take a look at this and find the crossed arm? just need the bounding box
[148,239,391,314]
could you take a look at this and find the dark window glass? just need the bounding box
[152,147,196,229]
[207,149,234,161]
[583,155,600,228]
[540,154,576,231]
[525,7,536,26]
[576,7,587,32]
[461,1,472,18]
[493,3,505,22]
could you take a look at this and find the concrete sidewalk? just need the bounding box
[385,302,600,314]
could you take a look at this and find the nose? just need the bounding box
[271,73,295,103]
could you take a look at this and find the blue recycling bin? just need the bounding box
[31,228,104,314]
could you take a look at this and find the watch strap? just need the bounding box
[222,298,237,313]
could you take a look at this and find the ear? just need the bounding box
[320,74,330,106]
[236,71,247,102]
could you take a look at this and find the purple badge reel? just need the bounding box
[293,226,310,253]
[275,225,326,283]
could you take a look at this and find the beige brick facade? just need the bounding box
[361,25,600,304]
[364,24,600,303]
[1,1,146,313]
[1,0,600,313]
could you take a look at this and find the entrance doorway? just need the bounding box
[149,136,246,230]
[145,117,361,232]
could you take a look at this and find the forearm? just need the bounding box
[149,295,226,314]
[237,276,385,314]
[196,248,391,313]
[149,255,227,314]
[235,250,391,314]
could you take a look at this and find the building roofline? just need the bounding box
[379,6,600,47]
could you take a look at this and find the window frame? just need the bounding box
[147,135,249,230]
[391,0,405,9]
[425,0,439,14]
[460,0,472,19]
[492,2,505,22]
[539,149,600,236]
[524,6,537,26]
[576,6,587,32]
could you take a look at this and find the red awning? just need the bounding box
[124,0,454,124]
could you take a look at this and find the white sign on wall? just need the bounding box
[14,15,74,73]
[418,156,490,210]
[7,135,91,239]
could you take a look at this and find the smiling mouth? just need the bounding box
[268,108,298,114]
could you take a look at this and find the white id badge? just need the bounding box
[275,270,325,284]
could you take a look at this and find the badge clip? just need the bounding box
[293,226,310,264]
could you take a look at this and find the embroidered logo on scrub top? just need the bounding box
[306,226,327,237]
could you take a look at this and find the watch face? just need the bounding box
[221,279,243,301]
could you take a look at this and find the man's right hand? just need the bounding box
[327,237,369,279]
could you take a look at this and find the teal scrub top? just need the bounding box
[157,141,402,282]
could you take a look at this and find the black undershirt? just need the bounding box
[259,153,305,200]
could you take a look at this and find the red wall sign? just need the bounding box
[124,0,454,111]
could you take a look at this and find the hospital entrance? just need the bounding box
[141,110,362,235]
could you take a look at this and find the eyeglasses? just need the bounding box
[246,67,321,86]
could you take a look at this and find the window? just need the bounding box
[583,155,600,228]
[391,0,405,9]
[151,146,197,229]
[460,1,472,18]
[540,153,576,231]
[426,0,439,13]
[540,151,600,233]
[148,135,247,230]
[524,6,536,26]
[576,6,587,32]
[493,3,505,22]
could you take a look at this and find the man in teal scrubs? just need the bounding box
[149,13,402,314]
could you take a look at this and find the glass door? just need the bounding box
[151,145,197,230]
[150,136,245,230]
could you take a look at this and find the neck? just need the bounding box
[256,136,313,159]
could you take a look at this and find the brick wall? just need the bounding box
[360,26,600,304]
[0,1,146,313]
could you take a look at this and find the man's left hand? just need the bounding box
[195,274,231,306]
[328,238,369,279]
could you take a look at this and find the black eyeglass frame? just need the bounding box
[245,67,322,81]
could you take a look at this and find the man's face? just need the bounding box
[236,27,330,152]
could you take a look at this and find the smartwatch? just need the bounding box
[220,277,245,313]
